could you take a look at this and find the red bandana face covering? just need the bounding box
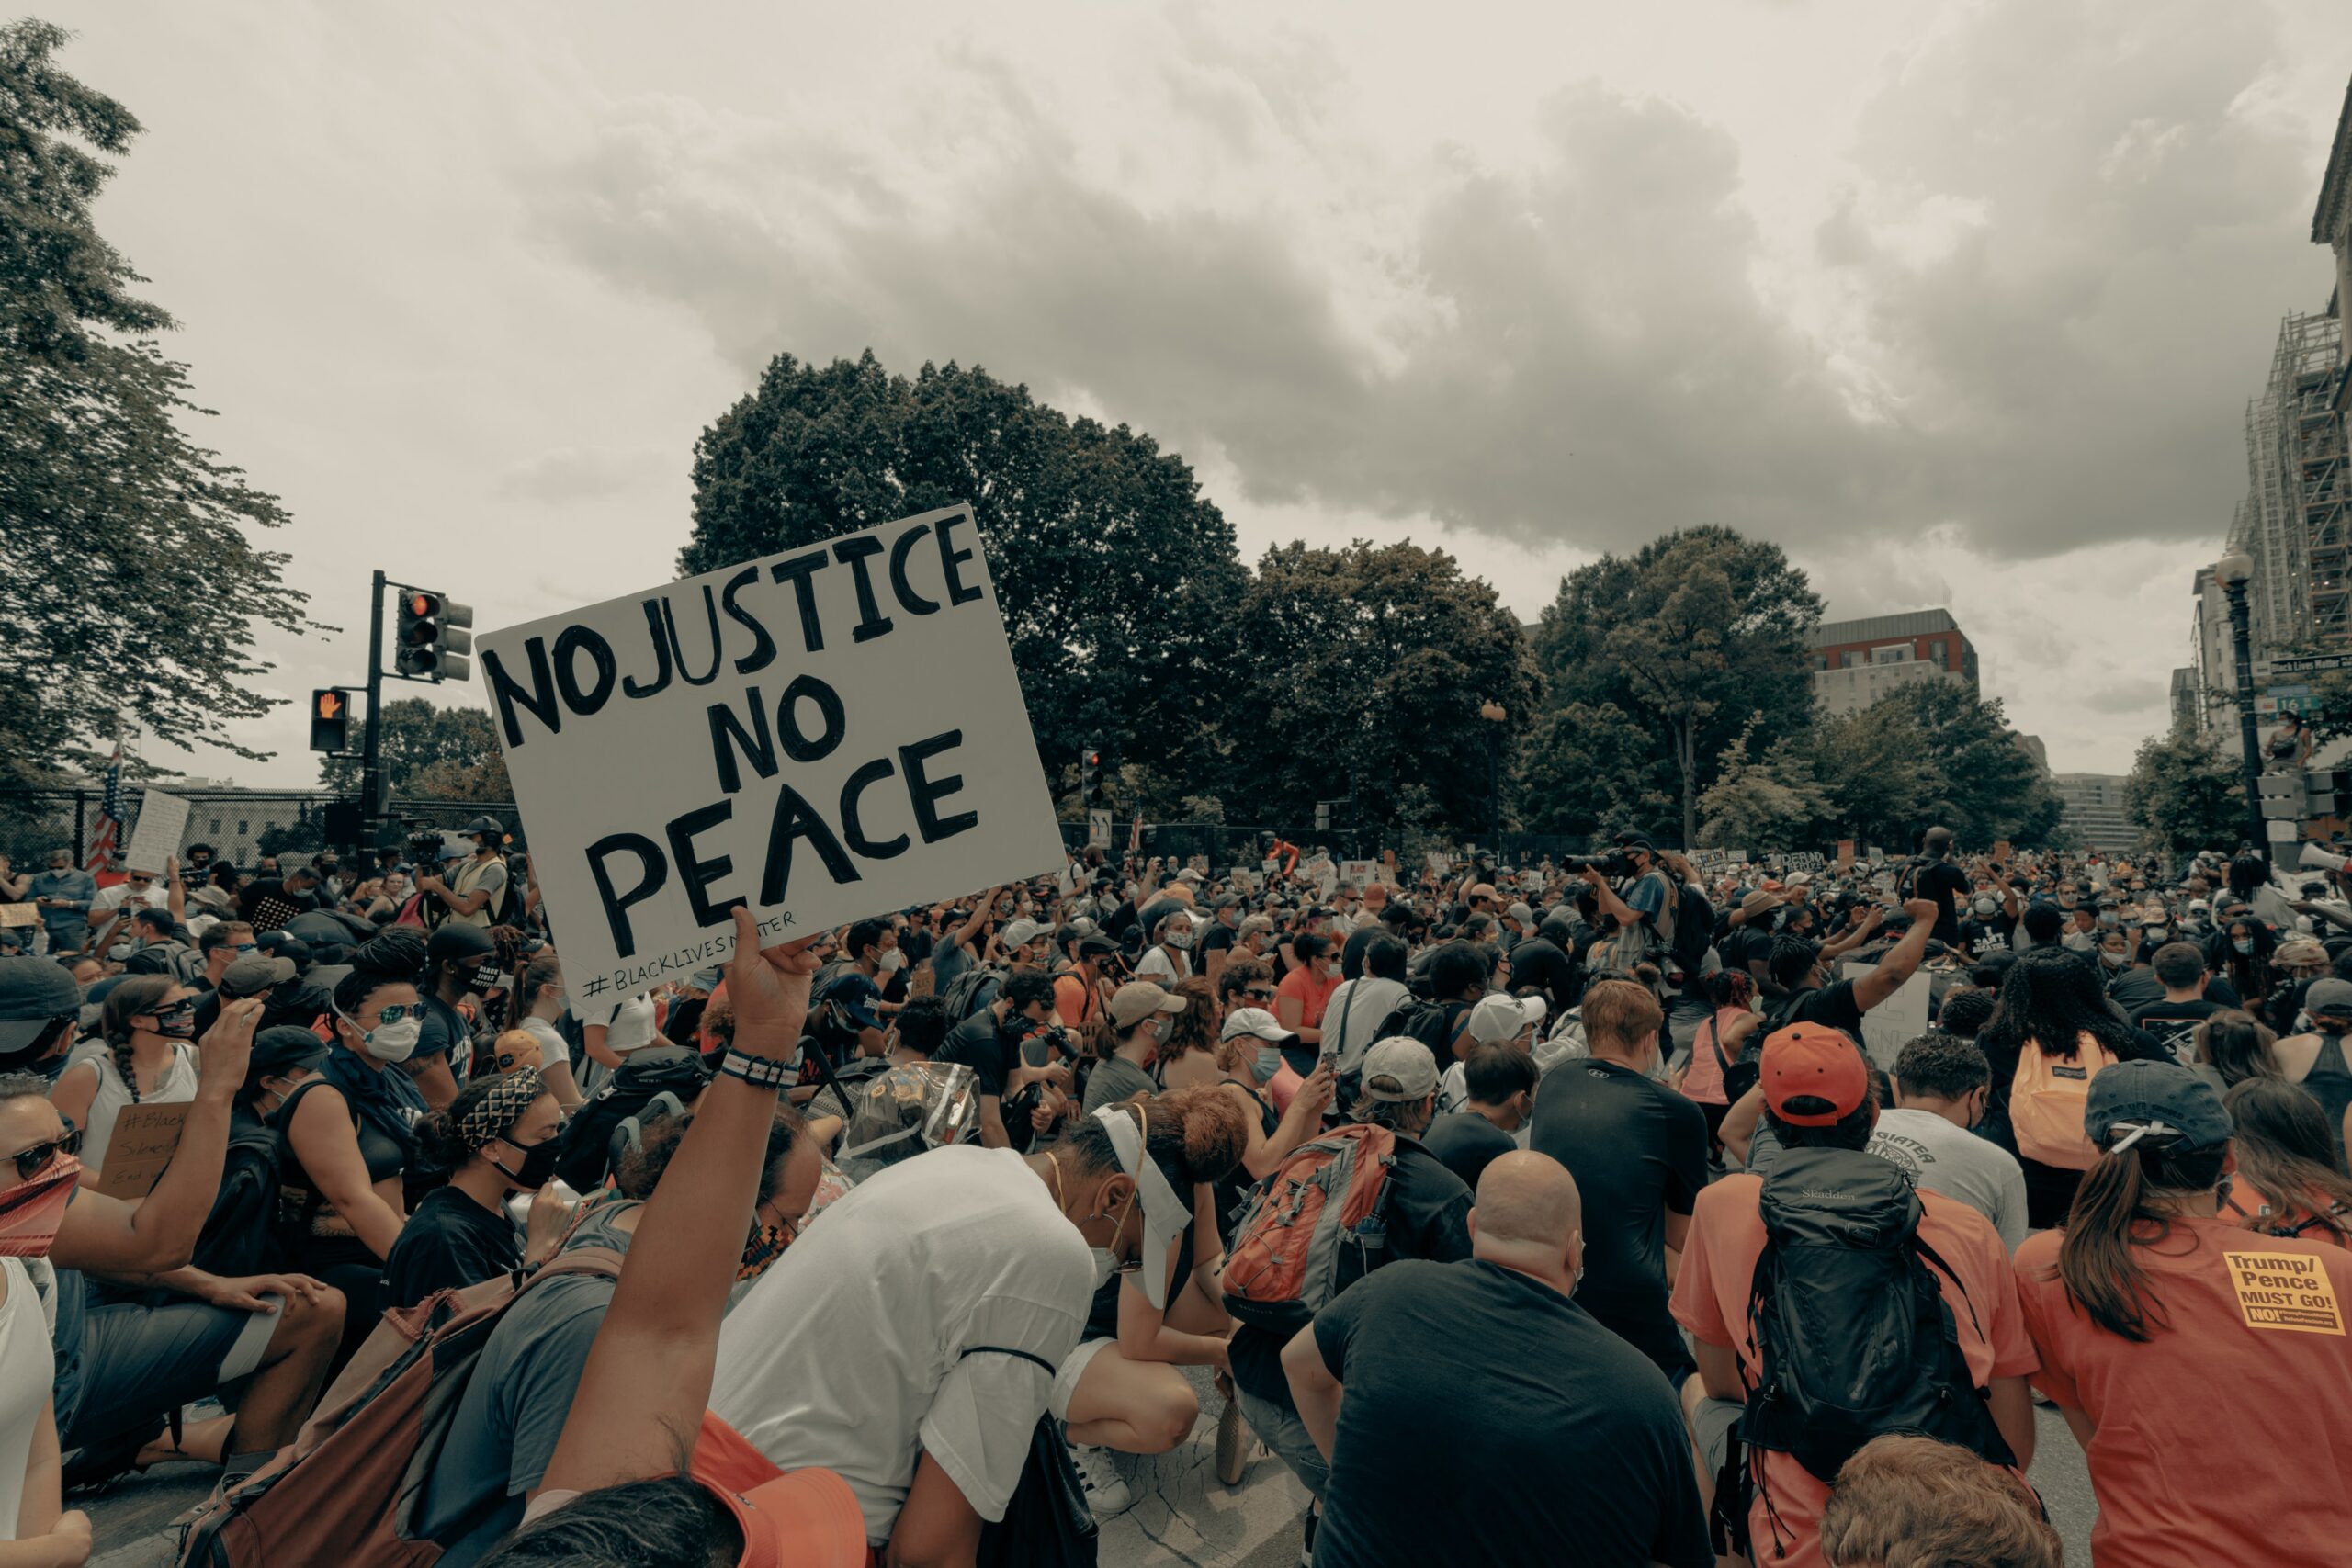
[0,1159,82,1257]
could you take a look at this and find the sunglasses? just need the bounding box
[1244,987,1277,1000]
[368,1002,428,1024]
[6,1126,81,1181]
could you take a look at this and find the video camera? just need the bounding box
[1561,850,1640,880]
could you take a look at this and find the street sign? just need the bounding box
[1087,809,1112,850]
[2267,651,2352,675]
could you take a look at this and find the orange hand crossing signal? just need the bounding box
[310,687,351,753]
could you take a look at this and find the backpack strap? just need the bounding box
[959,1344,1058,1376]
[1708,1016,1735,1079]
[1910,1234,1989,1346]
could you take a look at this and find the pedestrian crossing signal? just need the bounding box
[310,688,351,754]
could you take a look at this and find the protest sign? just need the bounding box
[475,503,1065,1006]
[1340,859,1375,890]
[122,791,188,874]
[96,1100,191,1200]
[0,905,34,929]
[1841,961,1931,1072]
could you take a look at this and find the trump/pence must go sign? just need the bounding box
[475,504,1066,1008]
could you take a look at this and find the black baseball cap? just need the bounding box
[2085,1062,2231,1156]
[426,925,496,966]
[245,1025,330,1088]
[0,959,79,1060]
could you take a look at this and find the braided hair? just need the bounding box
[98,974,177,1105]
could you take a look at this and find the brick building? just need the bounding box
[1806,609,1978,717]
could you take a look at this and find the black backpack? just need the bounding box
[1373,998,1469,1066]
[941,964,1008,1023]
[1738,1148,2014,1490]
[189,1109,289,1281]
[555,1046,711,1193]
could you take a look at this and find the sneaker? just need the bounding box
[1070,1441,1133,1520]
[1215,1394,1250,1485]
[1299,1504,1318,1566]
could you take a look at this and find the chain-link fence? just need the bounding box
[1054,819,1598,873]
[0,788,522,873]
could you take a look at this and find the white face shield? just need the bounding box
[1095,1103,1191,1310]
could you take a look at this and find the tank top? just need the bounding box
[2303,1035,2352,1165]
[62,1040,199,1179]
[272,1079,408,1240]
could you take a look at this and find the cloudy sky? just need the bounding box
[48,0,2352,784]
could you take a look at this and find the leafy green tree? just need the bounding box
[1532,527,1821,847]
[1805,700,1939,848]
[1864,681,2064,846]
[1513,701,1668,840]
[317,699,509,799]
[684,351,1244,784]
[1224,541,1539,840]
[0,21,308,785]
[1698,727,1832,849]
[2124,730,2243,859]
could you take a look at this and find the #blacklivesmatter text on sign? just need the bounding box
[474,503,1066,1007]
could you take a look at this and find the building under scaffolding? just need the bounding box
[2227,309,2349,655]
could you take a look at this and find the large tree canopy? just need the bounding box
[684,351,1244,788]
[1221,540,1537,840]
[2124,730,2243,860]
[0,20,307,785]
[1531,527,1821,846]
[317,699,508,800]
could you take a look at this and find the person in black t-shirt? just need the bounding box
[1421,1043,1536,1191]
[1761,899,1939,1041]
[380,1068,567,1311]
[1903,828,1971,946]
[1282,1151,1711,1568]
[933,970,1069,1150]
[1526,979,1708,1388]
[2129,941,2227,1066]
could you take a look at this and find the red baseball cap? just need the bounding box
[694,1411,869,1568]
[1759,1022,1870,1127]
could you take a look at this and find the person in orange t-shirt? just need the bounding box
[2015,1062,2352,1568]
[1670,1024,2038,1568]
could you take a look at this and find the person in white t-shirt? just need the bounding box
[1134,905,1193,987]
[1866,1032,2029,1253]
[710,1100,1155,1553]
[0,1075,92,1562]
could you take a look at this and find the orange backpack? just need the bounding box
[1221,1123,1397,1332]
[2009,1031,2114,1170]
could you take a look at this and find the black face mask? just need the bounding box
[492,1133,561,1191]
[467,960,501,994]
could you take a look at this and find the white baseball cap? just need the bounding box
[1466,992,1546,1045]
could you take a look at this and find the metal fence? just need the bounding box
[0,788,523,873]
[1054,819,1598,873]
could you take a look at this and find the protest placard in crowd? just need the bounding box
[120,791,187,874]
[96,1101,190,1200]
[1842,959,1931,1070]
[475,503,1065,1006]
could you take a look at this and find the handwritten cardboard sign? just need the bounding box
[122,792,189,875]
[0,905,35,929]
[96,1100,192,1200]
[475,504,1065,1008]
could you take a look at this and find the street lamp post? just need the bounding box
[2215,551,2267,863]
[1478,701,1508,855]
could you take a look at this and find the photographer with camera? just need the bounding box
[1574,836,1677,986]
[413,816,510,931]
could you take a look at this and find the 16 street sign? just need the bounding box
[2268,651,2352,675]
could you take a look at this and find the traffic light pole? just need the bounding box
[360,569,388,840]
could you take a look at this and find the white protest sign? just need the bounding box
[1841,961,1931,1073]
[475,503,1065,1007]
[121,792,188,874]
[1339,859,1375,890]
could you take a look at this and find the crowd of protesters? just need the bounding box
[0,818,2346,1565]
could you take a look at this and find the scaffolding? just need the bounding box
[2241,310,2347,652]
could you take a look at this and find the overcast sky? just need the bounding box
[47,0,2352,784]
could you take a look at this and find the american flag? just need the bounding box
[1127,809,1144,855]
[84,744,122,873]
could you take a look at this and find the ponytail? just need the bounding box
[2054,1140,2229,1342]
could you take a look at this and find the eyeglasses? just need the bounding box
[1244,987,1277,1000]
[6,1126,81,1181]
[368,1002,427,1024]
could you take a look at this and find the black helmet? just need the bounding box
[457,816,504,844]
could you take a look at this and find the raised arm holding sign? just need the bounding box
[475,503,1066,1009]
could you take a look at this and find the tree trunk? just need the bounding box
[1678,716,1699,849]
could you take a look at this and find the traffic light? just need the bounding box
[1081,746,1103,807]
[396,589,473,681]
[1315,800,1332,833]
[309,688,350,753]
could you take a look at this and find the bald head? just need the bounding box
[1470,1151,1581,1251]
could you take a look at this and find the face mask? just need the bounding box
[1253,1043,1284,1082]
[0,1158,80,1257]
[2098,912,2120,929]
[1973,898,1997,918]
[2100,951,2125,969]
[2146,926,2167,941]
[150,1004,198,1040]
[1168,929,1193,950]
[877,947,906,974]
[2233,938,2256,955]
[351,1013,421,1064]
[1090,1247,1120,1291]
[491,1132,561,1190]
[469,961,502,994]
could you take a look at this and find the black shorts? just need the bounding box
[65,1298,278,1450]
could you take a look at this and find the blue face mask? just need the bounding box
[1254,1043,1285,1082]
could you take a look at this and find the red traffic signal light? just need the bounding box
[394,588,473,681]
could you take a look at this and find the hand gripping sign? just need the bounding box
[475,504,1066,1006]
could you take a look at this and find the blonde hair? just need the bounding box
[1580,978,1662,1053]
